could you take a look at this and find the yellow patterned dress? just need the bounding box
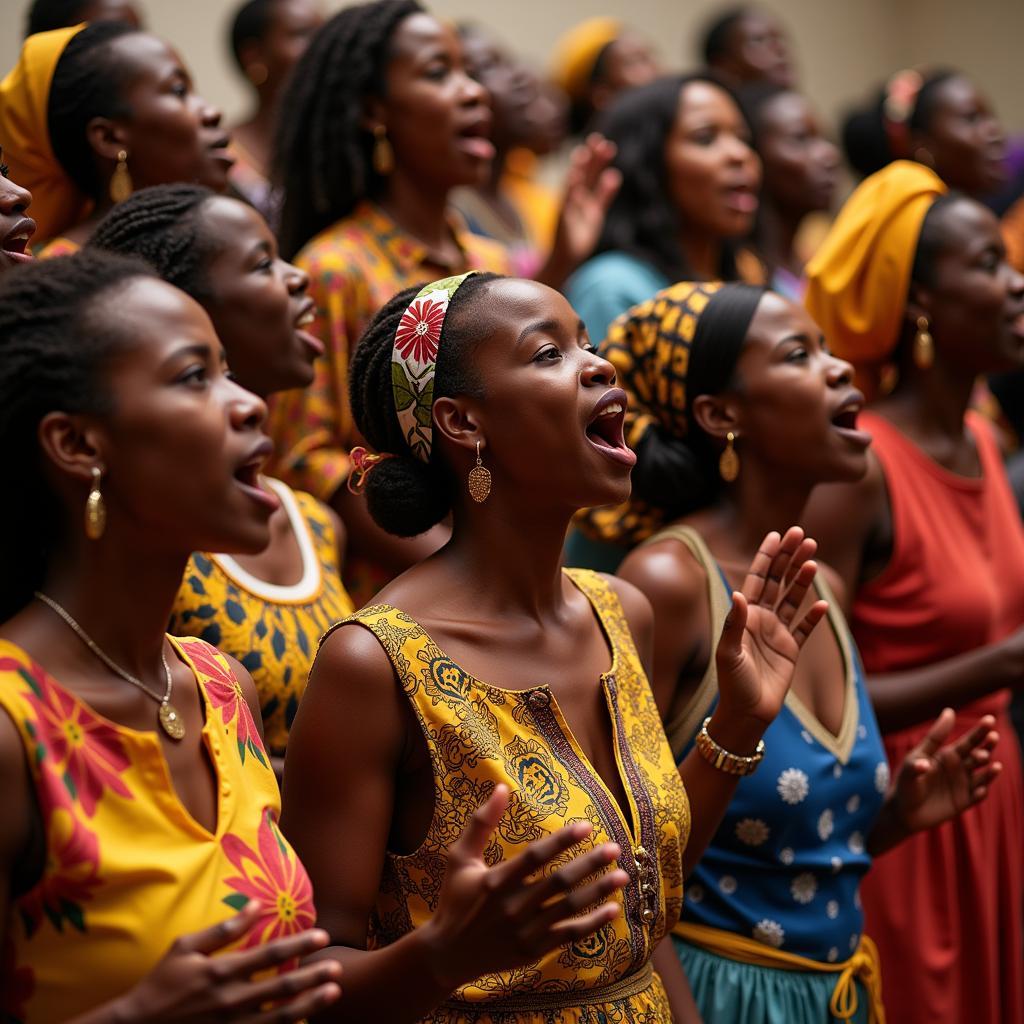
[0,636,315,1024]
[335,568,690,1022]
[169,479,353,757]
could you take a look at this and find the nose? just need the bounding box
[820,137,842,171]
[825,351,855,386]
[581,350,616,387]
[459,67,489,108]
[226,377,267,430]
[282,258,309,296]
[0,175,31,215]
[199,95,223,128]
[1006,262,1024,299]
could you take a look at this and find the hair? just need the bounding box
[910,191,964,289]
[566,38,617,136]
[348,272,501,537]
[700,7,749,65]
[630,284,766,516]
[229,0,275,71]
[841,69,959,180]
[0,250,156,621]
[89,184,220,302]
[47,19,140,200]
[25,0,93,36]
[274,0,423,260]
[734,80,789,148]
[592,74,746,282]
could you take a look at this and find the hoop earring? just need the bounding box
[109,150,133,203]
[913,315,934,370]
[719,432,740,483]
[468,441,492,503]
[372,125,394,176]
[85,466,106,540]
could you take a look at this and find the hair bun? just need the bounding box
[363,454,451,537]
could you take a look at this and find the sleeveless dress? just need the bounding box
[334,568,690,1022]
[169,479,353,757]
[0,636,315,1024]
[650,526,888,1024]
[851,411,1024,1024]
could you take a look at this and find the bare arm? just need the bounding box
[652,939,703,1024]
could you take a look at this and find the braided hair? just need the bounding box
[89,184,220,302]
[348,272,500,536]
[0,250,156,621]
[48,19,140,201]
[274,0,422,260]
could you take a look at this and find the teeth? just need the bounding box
[598,403,623,417]
[296,310,316,327]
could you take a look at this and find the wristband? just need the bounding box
[696,716,765,776]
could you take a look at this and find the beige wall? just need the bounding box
[2,0,1022,140]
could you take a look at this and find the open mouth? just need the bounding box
[585,390,637,467]
[208,135,236,166]
[456,119,496,161]
[829,394,872,448]
[0,218,36,264]
[233,441,281,512]
[293,300,324,357]
[723,184,758,214]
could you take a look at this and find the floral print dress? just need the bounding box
[0,637,315,1023]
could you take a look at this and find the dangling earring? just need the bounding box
[372,125,394,176]
[246,62,268,86]
[913,315,934,370]
[468,441,492,503]
[85,466,106,540]
[109,150,133,203]
[719,432,740,483]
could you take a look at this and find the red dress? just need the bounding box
[852,410,1024,1024]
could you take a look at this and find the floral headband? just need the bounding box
[392,271,477,461]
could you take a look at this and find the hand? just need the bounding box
[891,708,1002,835]
[421,784,629,992]
[110,902,341,1023]
[712,528,828,749]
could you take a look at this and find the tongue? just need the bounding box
[458,136,496,160]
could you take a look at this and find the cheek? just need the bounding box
[667,150,715,216]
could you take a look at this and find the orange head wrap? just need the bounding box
[550,17,621,102]
[804,160,947,396]
[0,25,90,244]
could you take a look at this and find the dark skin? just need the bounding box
[283,278,827,1022]
[753,91,839,279]
[0,277,341,1020]
[910,75,1007,198]
[0,150,36,272]
[709,9,796,89]
[664,81,761,279]
[76,0,142,29]
[804,198,1024,730]
[64,34,233,246]
[619,293,1001,861]
[586,31,660,117]
[232,0,324,178]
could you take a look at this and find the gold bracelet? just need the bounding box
[695,717,765,776]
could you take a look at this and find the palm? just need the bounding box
[554,134,621,267]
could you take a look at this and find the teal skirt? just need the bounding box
[674,937,870,1024]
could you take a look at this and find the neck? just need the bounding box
[483,145,509,194]
[755,199,804,277]
[888,357,975,439]
[378,172,454,254]
[679,231,723,280]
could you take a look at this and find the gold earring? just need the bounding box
[372,125,394,176]
[85,466,106,540]
[914,315,934,370]
[247,62,268,86]
[719,432,740,483]
[109,150,133,203]
[468,441,491,503]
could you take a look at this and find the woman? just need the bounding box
[842,69,1007,199]
[0,148,36,271]
[282,269,831,1021]
[613,281,999,1022]
[24,0,142,36]
[699,7,797,91]
[565,74,764,354]
[0,250,342,1022]
[737,83,840,300]
[226,0,323,224]
[270,0,617,604]
[802,160,1024,1024]
[90,183,353,772]
[0,21,234,254]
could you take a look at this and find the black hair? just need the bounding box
[592,74,746,282]
[0,250,156,621]
[701,7,749,65]
[910,190,964,289]
[25,0,93,36]
[229,0,274,71]
[566,38,617,136]
[630,284,766,516]
[734,80,788,148]
[274,0,423,260]
[89,184,220,302]
[47,19,139,200]
[348,272,501,537]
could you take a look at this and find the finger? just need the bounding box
[739,531,780,604]
[213,928,334,979]
[914,707,957,759]
[514,843,625,914]
[775,560,818,628]
[543,901,622,950]
[174,901,266,955]
[970,761,1002,790]
[524,869,630,936]
[222,959,342,1013]
[758,527,806,608]
[595,167,622,210]
[717,591,748,661]
[488,821,596,890]
[952,716,997,757]
[790,599,828,649]
[239,981,342,1024]
[451,784,510,862]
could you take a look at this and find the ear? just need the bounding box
[691,392,741,443]
[37,412,107,488]
[906,279,935,327]
[237,38,264,74]
[432,396,484,460]
[84,115,130,165]
[361,95,387,134]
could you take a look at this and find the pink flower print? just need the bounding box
[394,297,446,367]
[221,810,316,949]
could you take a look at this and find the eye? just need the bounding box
[177,365,209,387]
[581,342,598,354]
[170,79,189,99]
[254,256,273,273]
[424,60,450,81]
[690,128,717,147]
[532,345,562,363]
[784,346,809,363]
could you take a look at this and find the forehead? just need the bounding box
[677,80,741,124]
[759,90,812,130]
[272,0,322,29]
[737,11,783,40]
[203,195,270,247]
[113,275,217,344]
[460,28,502,66]
[484,277,578,324]
[108,32,183,80]
[745,290,815,343]
[932,74,984,112]
[389,12,456,59]
[933,196,999,249]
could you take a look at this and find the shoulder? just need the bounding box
[618,535,709,622]
[314,619,399,695]
[603,573,654,638]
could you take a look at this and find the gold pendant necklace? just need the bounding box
[34,592,185,741]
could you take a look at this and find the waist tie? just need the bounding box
[675,921,886,1024]
[441,962,654,1012]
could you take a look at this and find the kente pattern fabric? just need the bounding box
[333,568,690,1022]
[169,482,353,757]
[0,636,315,1024]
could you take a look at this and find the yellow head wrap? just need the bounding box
[804,160,947,395]
[550,17,621,102]
[0,25,90,244]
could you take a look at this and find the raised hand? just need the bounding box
[94,902,342,1023]
[714,527,828,730]
[891,708,1002,835]
[420,784,629,991]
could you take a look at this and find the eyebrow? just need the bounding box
[515,318,586,347]
[774,332,812,349]
[162,342,213,367]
